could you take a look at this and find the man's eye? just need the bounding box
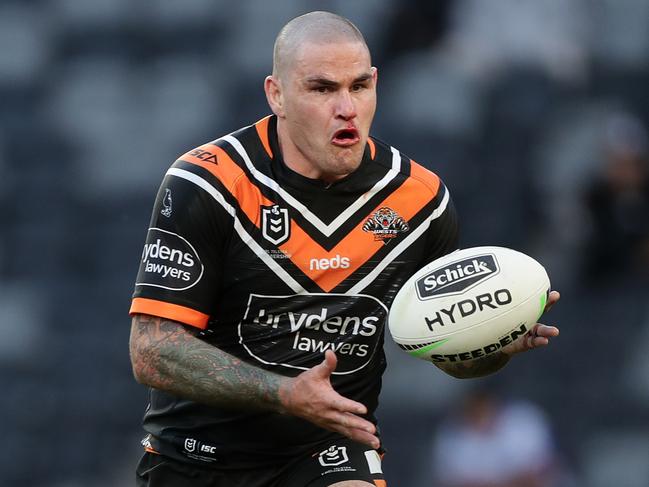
[352,84,366,92]
[315,86,331,93]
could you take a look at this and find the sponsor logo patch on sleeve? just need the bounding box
[136,228,204,291]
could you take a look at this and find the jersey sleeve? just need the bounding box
[129,165,232,329]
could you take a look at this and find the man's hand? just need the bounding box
[278,350,380,449]
[131,316,379,447]
[503,291,561,356]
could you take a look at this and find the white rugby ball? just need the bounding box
[388,246,550,365]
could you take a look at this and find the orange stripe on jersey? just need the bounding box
[279,220,384,292]
[409,159,441,194]
[367,137,376,160]
[179,145,275,225]
[255,116,274,158]
[279,167,440,292]
[180,144,221,166]
[179,143,439,293]
[374,480,387,487]
[179,144,240,191]
[130,297,209,329]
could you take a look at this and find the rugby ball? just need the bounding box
[388,246,550,365]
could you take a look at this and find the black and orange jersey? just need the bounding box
[130,115,458,467]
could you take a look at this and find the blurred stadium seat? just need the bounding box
[1,1,648,485]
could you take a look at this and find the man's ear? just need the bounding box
[264,75,285,118]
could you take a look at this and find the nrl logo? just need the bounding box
[184,438,196,453]
[261,204,290,246]
[362,206,409,244]
[318,445,349,467]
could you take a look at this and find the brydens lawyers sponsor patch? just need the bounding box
[415,253,499,300]
[239,293,387,375]
[136,227,204,291]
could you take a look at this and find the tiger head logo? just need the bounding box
[362,207,409,244]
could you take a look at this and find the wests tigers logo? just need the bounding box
[362,207,409,244]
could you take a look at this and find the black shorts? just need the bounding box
[136,438,386,487]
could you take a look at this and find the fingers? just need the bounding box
[338,411,376,435]
[524,334,549,349]
[534,323,560,338]
[285,351,375,446]
[524,323,560,349]
[313,353,377,447]
[316,352,367,412]
[530,289,560,350]
[332,395,368,416]
[344,428,380,450]
[323,349,337,372]
[334,412,379,449]
[545,290,560,312]
[311,350,338,381]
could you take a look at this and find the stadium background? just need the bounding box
[1,0,648,485]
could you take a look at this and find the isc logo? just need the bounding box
[309,254,350,271]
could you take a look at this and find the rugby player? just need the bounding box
[129,11,560,487]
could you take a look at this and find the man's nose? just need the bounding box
[335,90,357,120]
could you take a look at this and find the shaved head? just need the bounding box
[273,11,370,80]
[264,11,377,183]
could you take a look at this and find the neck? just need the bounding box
[276,118,357,183]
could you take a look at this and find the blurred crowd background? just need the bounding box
[2,0,649,486]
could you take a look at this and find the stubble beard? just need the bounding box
[326,145,364,178]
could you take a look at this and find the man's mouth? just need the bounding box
[332,128,360,146]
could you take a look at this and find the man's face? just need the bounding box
[274,40,377,182]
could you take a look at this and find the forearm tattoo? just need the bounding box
[436,351,511,379]
[129,314,285,410]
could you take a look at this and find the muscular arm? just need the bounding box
[435,352,511,379]
[129,313,286,411]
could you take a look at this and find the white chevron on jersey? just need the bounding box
[166,168,450,297]
[166,167,307,294]
[221,133,402,237]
